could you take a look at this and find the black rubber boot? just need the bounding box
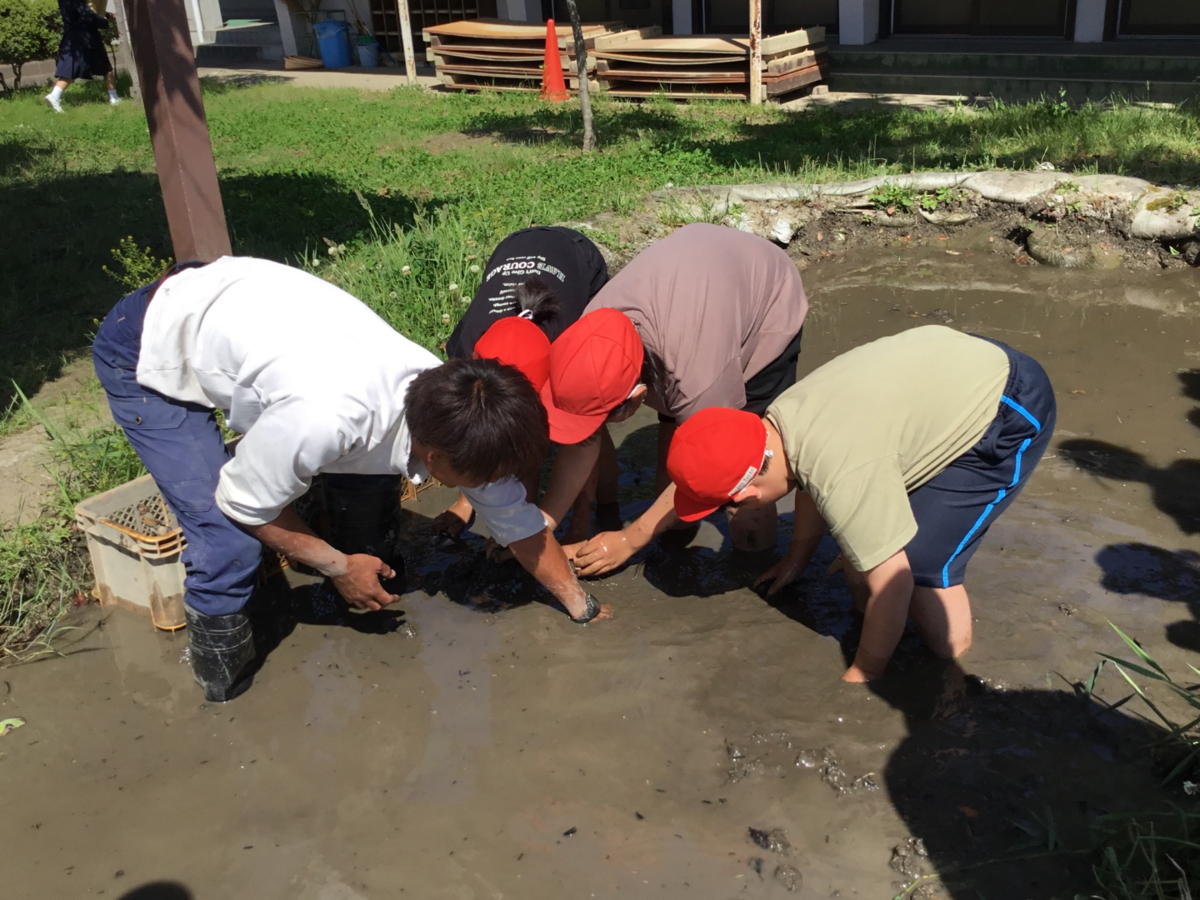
[185,604,256,703]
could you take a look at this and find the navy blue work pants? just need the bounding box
[92,284,262,616]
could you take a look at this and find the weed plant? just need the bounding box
[1081,624,1200,899]
[0,391,145,658]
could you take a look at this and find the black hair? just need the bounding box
[405,357,549,482]
[514,277,560,328]
[605,340,666,422]
[640,341,666,397]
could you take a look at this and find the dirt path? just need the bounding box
[2,247,1199,899]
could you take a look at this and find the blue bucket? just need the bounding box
[356,38,380,68]
[314,19,352,69]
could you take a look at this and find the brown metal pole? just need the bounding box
[125,0,231,261]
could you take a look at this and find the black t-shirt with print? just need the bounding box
[446,226,609,359]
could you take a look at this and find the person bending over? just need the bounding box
[539,223,809,574]
[437,226,620,543]
[664,325,1056,682]
[93,257,597,703]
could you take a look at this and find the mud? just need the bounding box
[582,176,1199,275]
[3,247,1200,899]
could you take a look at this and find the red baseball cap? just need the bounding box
[473,316,552,392]
[667,407,768,522]
[539,309,644,444]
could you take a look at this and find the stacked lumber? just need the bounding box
[422,18,629,93]
[594,27,827,102]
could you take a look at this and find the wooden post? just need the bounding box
[748,0,762,105]
[112,0,141,100]
[125,0,232,261]
[398,0,417,84]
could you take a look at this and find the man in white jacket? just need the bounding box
[93,257,598,702]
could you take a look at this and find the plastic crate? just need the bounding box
[74,474,187,632]
[75,472,439,632]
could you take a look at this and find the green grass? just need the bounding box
[0,393,145,657]
[2,77,1200,650]
[3,80,1200,413]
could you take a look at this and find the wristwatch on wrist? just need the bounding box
[571,593,602,624]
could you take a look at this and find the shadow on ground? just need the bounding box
[1061,370,1200,656]
[874,659,1181,899]
[0,164,430,412]
[686,522,1188,897]
[464,100,1200,187]
[117,882,193,900]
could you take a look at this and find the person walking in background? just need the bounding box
[44,0,119,112]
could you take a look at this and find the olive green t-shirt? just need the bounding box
[765,326,1010,572]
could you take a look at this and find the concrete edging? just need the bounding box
[633,170,1197,243]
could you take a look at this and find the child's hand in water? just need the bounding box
[753,550,808,596]
[570,530,635,577]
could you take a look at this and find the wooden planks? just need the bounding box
[424,17,622,44]
[422,17,629,93]
[422,19,828,102]
[593,27,828,102]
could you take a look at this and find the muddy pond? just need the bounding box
[3,242,1200,900]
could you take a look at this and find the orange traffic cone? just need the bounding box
[540,18,569,102]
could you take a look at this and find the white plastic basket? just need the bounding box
[74,474,187,631]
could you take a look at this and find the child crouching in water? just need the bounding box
[664,326,1055,682]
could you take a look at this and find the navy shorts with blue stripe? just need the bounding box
[904,336,1056,589]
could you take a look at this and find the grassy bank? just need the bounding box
[0,403,145,658]
[3,81,1200,417]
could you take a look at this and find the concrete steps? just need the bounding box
[196,20,284,65]
[827,42,1200,103]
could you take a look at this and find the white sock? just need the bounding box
[48,85,64,101]
[108,89,119,102]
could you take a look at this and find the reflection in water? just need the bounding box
[400,593,497,804]
[301,637,364,734]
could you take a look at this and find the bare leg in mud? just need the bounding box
[842,561,973,659]
[655,420,674,494]
[842,561,871,613]
[909,585,973,658]
[597,426,618,507]
[563,456,601,545]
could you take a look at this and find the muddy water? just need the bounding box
[3,245,1200,900]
